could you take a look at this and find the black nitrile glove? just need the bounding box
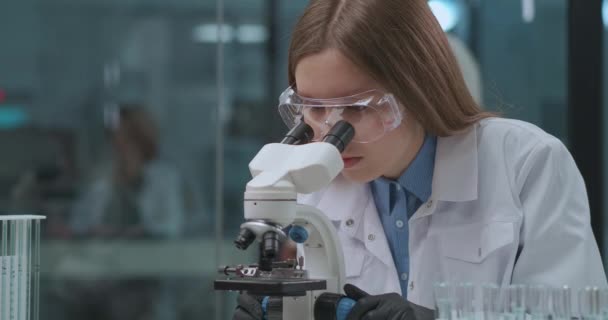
[344,284,414,320]
[233,293,264,320]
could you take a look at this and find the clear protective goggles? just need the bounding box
[278,87,403,143]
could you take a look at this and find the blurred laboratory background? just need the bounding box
[0,0,606,319]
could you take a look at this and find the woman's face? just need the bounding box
[110,126,145,181]
[294,49,425,182]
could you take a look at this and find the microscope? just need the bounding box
[215,120,358,319]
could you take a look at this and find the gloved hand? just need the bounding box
[344,284,414,320]
[232,292,265,320]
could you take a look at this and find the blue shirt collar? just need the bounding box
[400,134,436,202]
[373,134,437,202]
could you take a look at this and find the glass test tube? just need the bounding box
[481,284,501,320]
[579,286,601,320]
[455,283,475,320]
[504,284,526,320]
[527,285,550,320]
[1,220,7,320]
[435,282,454,320]
[0,216,43,320]
[551,286,572,320]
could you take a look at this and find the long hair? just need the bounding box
[107,104,159,162]
[288,0,494,136]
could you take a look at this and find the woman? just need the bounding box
[65,105,186,320]
[70,105,185,238]
[234,0,607,319]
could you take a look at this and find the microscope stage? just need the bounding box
[214,278,327,296]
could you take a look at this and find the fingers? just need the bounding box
[346,296,381,320]
[233,307,257,320]
[237,293,263,318]
[361,309,386,320]
[344,284,370,300]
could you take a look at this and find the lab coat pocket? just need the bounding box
[438,221,515,284]
[441,222,514,263]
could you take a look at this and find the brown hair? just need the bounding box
[115,104,159,161]
[288,0,494,136]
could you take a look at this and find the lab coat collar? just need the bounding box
[313,122,479,224]
[315,175,368,238]
[432,123,479,202]
[315,175,396,268]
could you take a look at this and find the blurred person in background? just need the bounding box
[61,104,185,320]
[70,103,185,238]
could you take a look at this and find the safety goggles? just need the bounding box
[278,87,403,143]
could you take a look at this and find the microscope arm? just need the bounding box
[293,204,346,292]
[280,204,347,320]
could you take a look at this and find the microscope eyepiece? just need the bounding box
[281,121,314,145]
[234,228,256,250]
[322,120,355,153]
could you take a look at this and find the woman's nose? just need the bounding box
[323,108,344,128]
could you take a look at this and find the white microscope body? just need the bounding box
[245,141,347,319]
[215,121,355,319]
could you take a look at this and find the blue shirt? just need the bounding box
[370,135,436,297]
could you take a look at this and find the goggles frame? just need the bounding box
[278,87,403,143]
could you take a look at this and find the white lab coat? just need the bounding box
[298,117,607,310]
[70,161,186,238]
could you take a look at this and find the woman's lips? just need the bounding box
[342,157,362,169]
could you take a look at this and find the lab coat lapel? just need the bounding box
[315,175,397,269]
[432,124,479,202]
[315,175,366,238]
[361,191,399,269]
